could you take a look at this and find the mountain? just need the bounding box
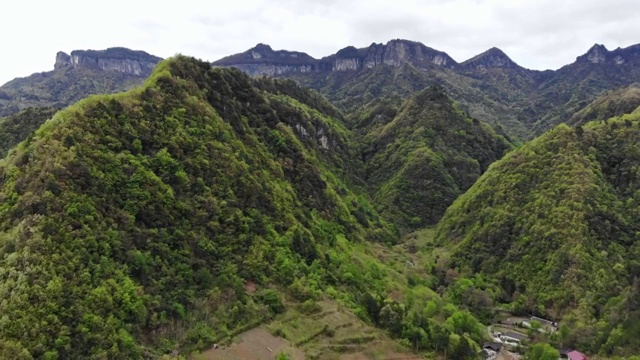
[0,47,162,116]
[213,39,457,77]
[215,40,640,140]
[0,107,58,158]
[435,115,640,356]
[213,40,538,139]
[529,43,640,134]
[460,47,521,69]
[0,55,489,359]
[362,85,512,230]
[568,84,640,126]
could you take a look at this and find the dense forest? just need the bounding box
[0,56,491,359]
[1,43,640,359]
[360,85,512,230]
[436,115,640,357]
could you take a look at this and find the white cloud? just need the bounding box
[2,0,640,84]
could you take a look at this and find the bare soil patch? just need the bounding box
[201,328,304,360]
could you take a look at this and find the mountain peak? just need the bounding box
[54,51,71,69]
[213,44,316,68]
[461,47,519,69]
[253,43,273,52]
[577,43,610,64]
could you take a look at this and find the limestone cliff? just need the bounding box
[1,47,163,116]
[575,43,640,66]
[54,47,162,76]
[212,39,459,76]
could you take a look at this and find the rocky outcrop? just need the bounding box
[213,43,317,76]
[212,39,459,76]
[54,51,71,69]
[577,44,609,64]
[321,40,458,71]
[575,43,640,66]
[1,47,163,117]
[54,47,162,76]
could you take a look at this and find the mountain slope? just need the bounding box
[363,85,512,230]
[568,84,640,126]
[0,47,161,116]
[216,40,640,140]
[0,56,396,358]
[435,116,640,356]
[0,55,492,360]
[0,107,58,158]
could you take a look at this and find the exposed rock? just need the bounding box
[0,47,163,116]
[212,39,458,76]
[0,89,11,100]
[583,44,609,64]
[65,47,162,76]
[54,51,71,69]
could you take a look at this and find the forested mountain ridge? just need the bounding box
[0,47,161,116]
[0,107,59,158]
[568,84,640,127]
[0,55,394,358]
[3,41,640,359]
[361,85,513,230]
[435,115,640,356]
[215,40,640,140]
[0,55,494,360]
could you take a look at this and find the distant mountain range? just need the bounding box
[4,40,640,140]
[213,39,640,139]
[0,47,161,116]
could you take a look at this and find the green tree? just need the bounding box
[526,343,560,360]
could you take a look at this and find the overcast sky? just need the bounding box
[2,0,640,85]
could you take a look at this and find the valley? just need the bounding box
[1,38,640,360]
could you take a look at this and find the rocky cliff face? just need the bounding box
[322,40,458,71]
[575,43,640,66]
[212,39,459,76]
[1,47,163,116]
[54,47,162,76]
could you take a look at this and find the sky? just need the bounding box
[2,0,640,85]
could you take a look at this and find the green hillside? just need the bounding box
[0,56,487,359]
[292,63,533,139]
[436,116,640,356]
[568,85,640,126]
[0,107,58,158]
[362,85,512,230]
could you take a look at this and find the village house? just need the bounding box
[522,315,558,332]
[482,342,503,360]
[499,331,528,345]
[560,349,588,360]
